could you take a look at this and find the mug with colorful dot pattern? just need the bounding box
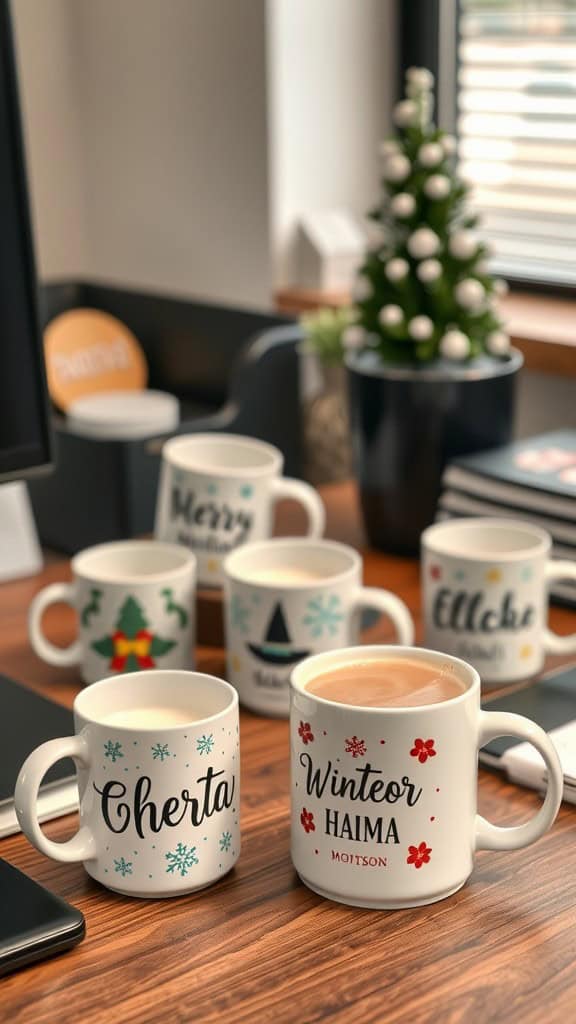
[422,518,576,684]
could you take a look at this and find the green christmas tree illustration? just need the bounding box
[92,595,178,671]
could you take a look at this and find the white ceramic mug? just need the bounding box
[15,670,240,898]
[422,518,576,684]
[154,433,325,587]
[290,645,562,909]
[223,539,415,717]
[29,540,196,685]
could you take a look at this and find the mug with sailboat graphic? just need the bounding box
[223,539,414,717]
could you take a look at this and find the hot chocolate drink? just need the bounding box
[304,657,466,708]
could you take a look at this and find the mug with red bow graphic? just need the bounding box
[28,540,196,684]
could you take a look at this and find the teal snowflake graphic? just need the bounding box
[104,740,123,763]
[196,733,214,755]
[219,831,232,852]
[303,595,344,638]
[151,742,171,762]
[230,594,252,634]
[114,856,133,877]
[240,484,253,499]
[165,842,199,876]
[207,482,219,496]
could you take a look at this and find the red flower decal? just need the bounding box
[298,721,314,744]
[345,736,367,758]
[300,808,315,833]
[407,842,432,869]
[410,738,437,763]
[430,564,442,580]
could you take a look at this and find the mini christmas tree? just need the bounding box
[344,67,510,363]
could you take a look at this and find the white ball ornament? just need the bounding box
[486,330,510,356]
[441,134,457,156]
[385,257,409,282]
[352,276,372,302]
[416,258,442,284]
[424,174,451,200]
[449,230,478,261]
[384,153,411,183]
[408,315,434,341]
[418,142,444,168]
[493,278,509,298]
[407,227,440,260]
[406,67,434,92]
[378,304,403,328]
[440,329,471,361]
[342,325,366,351]
[390,192,416,218]
[454,278,485,310]
[393,99,419,128]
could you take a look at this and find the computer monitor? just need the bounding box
[0,0,52,484]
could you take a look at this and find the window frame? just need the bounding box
[397,0,576,297]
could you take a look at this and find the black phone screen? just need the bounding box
[0,859,85,975]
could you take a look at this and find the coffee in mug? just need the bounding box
[28,540,196,685]
[15,670,240,898]
[224,539,414,717]
[291,645,562,909]
[155,433,325,587]
[422,518,576,684]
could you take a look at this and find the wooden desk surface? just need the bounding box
[2,482,576,1024]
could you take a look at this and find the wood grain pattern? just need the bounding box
[2,482,576,1024]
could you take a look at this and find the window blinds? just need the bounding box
[458,1,576,285]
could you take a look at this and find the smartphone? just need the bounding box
[0,859,85,976]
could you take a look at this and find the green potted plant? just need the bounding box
[299,306,354,485]
[343,66,523,553]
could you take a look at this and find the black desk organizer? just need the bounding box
[29,281,303,554]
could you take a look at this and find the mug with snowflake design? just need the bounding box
[223,539,414,717]
[422,518,576,684]
[15,670,240,897]
[290,645,562,909]
[154,433,326,588]
[28,540,196,685]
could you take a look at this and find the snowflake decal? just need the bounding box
[196,733,214,755]
[345,735,366,758]
[407,842,432,869]
[219,831,232,852]
[165,842,199,876]
[300,808,315,833]
[240,484,253,499]
[230,594,252,635]
[114,856,133,877]
[151,742,171,762]
[410,738,437,763]
[104,740,123,763]
[298,721,314,744]
[302,595,344,638]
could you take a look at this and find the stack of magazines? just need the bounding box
[437,429,576,606]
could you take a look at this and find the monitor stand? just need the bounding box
[0,482,42,582]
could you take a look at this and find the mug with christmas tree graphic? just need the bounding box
[15,670,240,897]
[28,540,196,684]
[223,539,414,717]
[155,433,325,588]
[290,645,562,909]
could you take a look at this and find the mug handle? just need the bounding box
[351,586,415,646]
[28,582,82,667]
[475,710,562,851]
[270,478,326,538]
[15,735,96,863]
[543,561,576,654]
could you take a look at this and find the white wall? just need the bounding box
[267,0,396,287]
[12,0,88,279]
[13,0,395,304]
[76,0,272,308]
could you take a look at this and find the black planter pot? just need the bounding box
[346,348,523,555]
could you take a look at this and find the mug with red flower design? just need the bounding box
[290,645,562,909]
[29,540,196,684]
